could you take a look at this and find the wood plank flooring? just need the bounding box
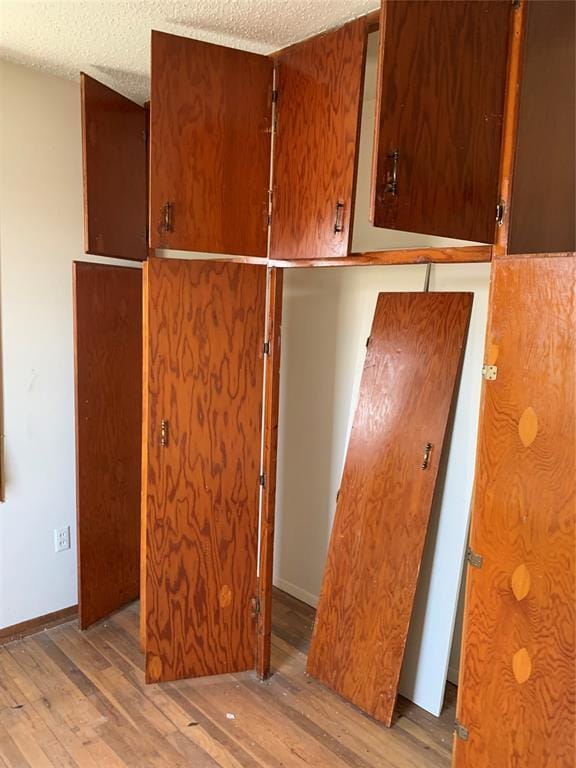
[0,589,455,767]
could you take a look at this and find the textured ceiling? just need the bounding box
[0,1,379,103]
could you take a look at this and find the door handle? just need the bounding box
[333,201,345,233]
[421,442,433,469]
[384,149,399,196]
[160,201,173,233]
[160,420,169,448]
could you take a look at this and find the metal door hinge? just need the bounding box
[251,596,261,615]
[454,720,469,741]
[366,336,371,348]
[272,89,278,104]
[482,364,498,381]
[466,547,483,569]
[142,128,147,143]
[263,341,270,355]
[496,200,506,226]
[512,0,521,9]
[259,473,266,488]
[421,442,433,470]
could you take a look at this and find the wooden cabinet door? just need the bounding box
[150,32,273,257]
[81,74,148,261]
[270,20,367,261]
[144,257,266,683]
[371,1,513,243]
[74,262,142,629]
[307,291,472,727]
[453,255,575,767]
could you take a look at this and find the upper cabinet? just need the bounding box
[81,74,148,261]
[270,19,367,261]
[371,1,513,244]
[149,31,273,257]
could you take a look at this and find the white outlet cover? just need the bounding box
[54,526,70,552]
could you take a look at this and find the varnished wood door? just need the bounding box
[144,257,266,683]
[270,19,367,261]
[150,32,272,257]
[307,292,472,726]
[81,74,148,261]
[453,255,576,767]
[371,1,513,243]
[74,262,142,629]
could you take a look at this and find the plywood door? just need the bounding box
[74,262,142,629]
[150,32,272,257]
[307,291,473,726]
[144,257,266,683]
[371,1,512,242]
[270,19,367,261]
[453,255,576,768]
[80,74,148,261]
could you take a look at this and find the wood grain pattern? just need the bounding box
[270,245,492,268]
[0,591,457,768]
[150,31,272,257]
[371,1,512,242]
[507,1,576,255]
[80,74,147,261]
[139,261,150,653]
[73,262,142,630]
[270,19,367,261]
[256,268,283,679]
[453,255,576,768]
[144,257,267,682]
[307,292,472,726]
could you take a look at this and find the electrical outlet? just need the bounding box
[54,526,70,553]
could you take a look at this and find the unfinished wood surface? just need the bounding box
[81,74,148,261]
[270,245,492,269]
[307,292,472,726]
[73,262,142,630]
[145,258,266,683]
[270,19,367,261]
[453,255,576,768]
[150,31,272,256]
[256,268,283,679]
[0,591,457,768]
[371,1,512,242]
[507,1,576,255]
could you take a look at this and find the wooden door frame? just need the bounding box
[256,267,283,679]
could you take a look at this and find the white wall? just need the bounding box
[0,61,139,629]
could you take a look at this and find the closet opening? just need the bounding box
[270,259,488,732]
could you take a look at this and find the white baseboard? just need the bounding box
[446,665,460,686]
[274,578,318,608]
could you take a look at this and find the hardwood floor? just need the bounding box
[0,589,455,767]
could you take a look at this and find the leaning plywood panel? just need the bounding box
[144,258,266,682]
[453,254,576,768]
[81,74,148,261]
[307,291,472,726]
[74,262,142,629]
[270,19,367,261]
[150,32,272,257]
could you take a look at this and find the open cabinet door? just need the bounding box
[74,262,143,629]
[371,1,512,242]
[307,291,472,726]
[144,257,266,683]
[150,32,273,256]
[270,19,367,261]
[81,74,148,261]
